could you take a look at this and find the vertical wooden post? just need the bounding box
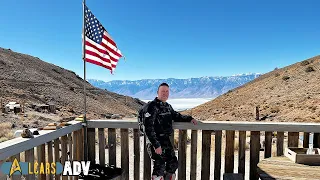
[256,106,259,120]
[214,130,222,180]
[303,132,310,148]
[250,131,260,180]
[54,138,60,180]
[133,129,140,180]
[178,130,187,180]
[238,131,246,179]
[288,132,299,147]
[121,129,129,180]
[47,141,53,180]
[87,128,96,164]
[314,133,320,148]
[277,132,284,156]
[37,144,46,180]
[201,130,211,180]
[144,135,151,179]
[190,130,198,180]
[225,130,235,173]
[98,128,105,166]
[265,132,272,158]
[108,128,116,166]
[25,148,35,180]
[61,136,68,180]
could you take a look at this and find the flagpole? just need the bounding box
[82,0,88,161]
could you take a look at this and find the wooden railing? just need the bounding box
[0,121,83,180]
[1,119,320,180]
[87,120,320,180]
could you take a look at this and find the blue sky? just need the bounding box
[1,0,319,81]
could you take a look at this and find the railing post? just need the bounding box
[178,130,187,180]
[250,131,260,180]
[225,130,235,173]
[201,130,211,180]
[214,130,222,180]
[190,130,198,180]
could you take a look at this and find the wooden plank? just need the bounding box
[133,129,140,180]
[257,156,320,179]
[250,131,260,180]
[54,138,60,180]
[277,132,284,156]
[288,132,299,147]
[201,130,211,180]
[225,130,235,173]
[47,141,53,180]
[178,130,187,180]
[98,128,105,166]
[87,128,96,164]
[265,132,272,158]
[214,130,222,180]
[144,135,151,180]
[73,130,79,180]
[223,173,244,180]
[303,132,310,148]
[25,148,35,180]
[190,130,198,180]
[121,129,129,180]
[108,128,116,166]
[79,129,84,161]
[37,144,46,180]
[0,121,82,161]
[238,131,246,179]
[68,133,72,161]
[9,154,20,180]
[314,133,320,148]
[60,135,68,180]
[87,120,320,132]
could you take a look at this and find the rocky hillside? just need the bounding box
[0,47,144,123]
[88,73,261,99]
[184,55,320,123]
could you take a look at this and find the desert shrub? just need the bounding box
[305,66,315,72]
[282,76,290,81]
[300,60,310,66]
[275,73,280,77]
[270,107,280,113]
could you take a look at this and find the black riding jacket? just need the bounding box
[144,97,193,149]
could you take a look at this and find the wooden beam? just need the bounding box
[190,130,198,180]
[238,131,246,179]
[225,130,235,173]
[288,132,299,147]
[87,120,320,132]
[265,132,272,158]
[214,130,222,180]
[144,135,151,180]
[121,129,129,180]
[0,121,82,161]
[250,131,260,180]
[201,130,211,180]
[108,128,116,166]
[277,132,284,156]
[98,128,105,166]
[87,128,96,164]
[178,130,187,180]
[133,129,140,180]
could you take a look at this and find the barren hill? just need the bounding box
[185,55,320,123]
[0,47,144,124]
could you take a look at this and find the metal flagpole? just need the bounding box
[82,0,88,161]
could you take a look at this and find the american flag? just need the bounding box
[84,5,123,73]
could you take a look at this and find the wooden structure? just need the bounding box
[257,156,320,180]
[1,119,320,180]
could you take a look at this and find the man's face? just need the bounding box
[157,85,169,102]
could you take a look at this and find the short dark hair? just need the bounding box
[158,82,169,91]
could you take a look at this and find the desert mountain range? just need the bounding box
[184,55,320,123]
[0,47,144,124]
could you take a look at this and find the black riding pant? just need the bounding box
[147,135,178,176]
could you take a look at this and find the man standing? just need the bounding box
[143,83,198,180]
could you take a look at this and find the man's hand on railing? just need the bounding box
[191,119,198,125]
